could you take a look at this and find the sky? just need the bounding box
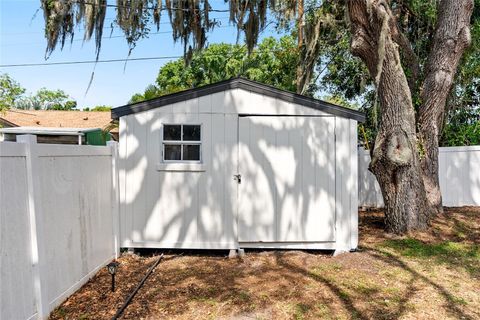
[0,0,280,109]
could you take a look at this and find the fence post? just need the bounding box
[16,135,49,319]
[107,141,120,259]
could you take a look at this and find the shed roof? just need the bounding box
[0,109,118,133]
[111,77,365,122]
[0,126,101,136]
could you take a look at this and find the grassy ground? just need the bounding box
[50,207,479,320]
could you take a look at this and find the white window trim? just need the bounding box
[156,162,206,172]
[160,123,203,165]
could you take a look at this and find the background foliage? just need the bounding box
[0,73,111,112]
[129,36,299,103]
[0,74,25,113]
[15,88,77,110]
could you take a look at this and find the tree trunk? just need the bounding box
[347,0,473,233]
[348,0,431,233]
[418,0,473,216]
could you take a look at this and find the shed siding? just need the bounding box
[349,120,359,249]
[118,117,127,245]
[338,119,358,251]
[119,88,358,250]
[229,89,330,116]
[120,110,238,249]
[238,116,336,243]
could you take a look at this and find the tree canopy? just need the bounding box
[316,1,480,147]
[0,73,77,111]
[0,74,26,113]
[129,36,299,103]
[15,88,77,110]
[26,88,77,110]
[84,105,113,111]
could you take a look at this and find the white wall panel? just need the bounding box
[349,120,359,249]
[37,152,113,307]
[0,141,115,319]
[237,117,276,241]
[198,94,212,113]
[358,146,480,207]
[335,118,356,250]
[231,89,330,116]
[238,116,336,243]
[0,144,37,320]
[211,92,226,114]
[122,110,238,249]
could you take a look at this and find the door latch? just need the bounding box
[233,174,242,184]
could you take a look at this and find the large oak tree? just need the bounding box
[346,0,474,232]
[40,0,475,233]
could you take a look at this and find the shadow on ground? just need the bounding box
[50,207,480,320]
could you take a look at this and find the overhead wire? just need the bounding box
[71,0,231,12]
[0,56,182,68]
[0,43,268,68]
[0,4,284,71]
[0,18,278,69]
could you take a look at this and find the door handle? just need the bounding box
[233,174,241,184]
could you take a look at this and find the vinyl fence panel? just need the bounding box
[0,142,37,320]
[0,137,117,319]
[358,146,480,208]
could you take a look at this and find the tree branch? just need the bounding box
[417,0,474,213]
[419,0,474,132]
[391,29,419,90]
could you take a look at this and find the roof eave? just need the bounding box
[112,78,366,122]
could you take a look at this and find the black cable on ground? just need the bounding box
[111,253,164,320]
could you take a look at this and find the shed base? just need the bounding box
[121,241,356,251]
[239,241,339,250]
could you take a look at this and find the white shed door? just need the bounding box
[238,116,336,242]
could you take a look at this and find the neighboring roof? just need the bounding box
[0,126,100,136]
[111,77,366,122]
[0,109,118,132]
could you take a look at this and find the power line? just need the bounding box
[0,21,280,69]
[0,43,298,69]
[0,44,271,68]
[0,56,182,68]
[71,0,231,12]
[72,0,325,14]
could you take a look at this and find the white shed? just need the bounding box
[113,78,365,253]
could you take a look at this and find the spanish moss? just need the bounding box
[40,1,336,92]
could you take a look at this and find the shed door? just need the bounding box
[238,116,336,242]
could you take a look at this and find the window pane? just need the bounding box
[183,144,200,161]
[183,125,201,141]
[164,125,181,141]
[164,144,181,160]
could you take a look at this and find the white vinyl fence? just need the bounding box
[359,146,480,208]
[0,136,119,320]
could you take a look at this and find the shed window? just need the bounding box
[163,124,201,162]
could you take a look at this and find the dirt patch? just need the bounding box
[359,207,480,245]
[50,207,480,320]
